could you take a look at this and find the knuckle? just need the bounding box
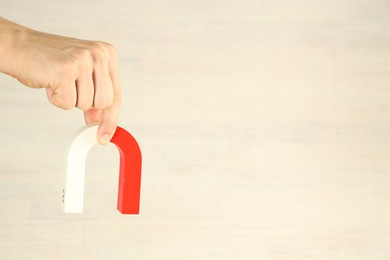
[90,41,105,50]
[107,44,117,60]
[97,41,115,52]
[63,47,93,73]
[74,48,93,72]
[89,42,107,63]
[76,48,91,60]
[105,42,116,54]
[90,41,116,63]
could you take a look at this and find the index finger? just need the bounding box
[97,46,121,144]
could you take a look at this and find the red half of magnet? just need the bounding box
[110,127,142,214]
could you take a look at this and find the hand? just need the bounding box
[7,23,121,144]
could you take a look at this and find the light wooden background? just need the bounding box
[1,0,390,259]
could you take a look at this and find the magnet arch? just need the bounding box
[62,124,142,214]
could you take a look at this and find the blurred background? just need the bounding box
[1,0,390,259]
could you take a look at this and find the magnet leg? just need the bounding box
[110,127,142,214]
[62,125,99,213]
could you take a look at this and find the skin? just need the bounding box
[0,17,121,144]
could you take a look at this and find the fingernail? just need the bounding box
[99,134,111,145]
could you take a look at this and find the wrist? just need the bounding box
[0,18,30,78]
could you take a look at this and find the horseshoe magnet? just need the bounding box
[62,125,142,214]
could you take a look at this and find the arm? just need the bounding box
[0,17,121,144]
[0,17,22,75]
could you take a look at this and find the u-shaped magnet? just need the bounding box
[62,125,142,214]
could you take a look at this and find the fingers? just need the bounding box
[41,40,121,145]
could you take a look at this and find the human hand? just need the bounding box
[3,21,121,144]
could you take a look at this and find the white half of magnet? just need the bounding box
[62,124,99,213]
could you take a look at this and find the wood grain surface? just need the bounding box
[1,0,390,259]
